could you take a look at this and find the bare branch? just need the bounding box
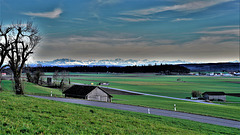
[1,21,41,94]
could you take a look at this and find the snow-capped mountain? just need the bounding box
[33,58,190,67]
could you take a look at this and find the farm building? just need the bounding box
[63,85,112,102]
[98,82,110,86]
[202,92,226,101]
[47,77,52,85]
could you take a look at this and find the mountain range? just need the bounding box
[32,58,191,67]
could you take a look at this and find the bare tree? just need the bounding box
[33,70,43,85]
[7,21,41,94]
[53,70,59,87]
[0,23,12,90]
[26,72,33,82]
[191,91,202,98]
[59,71,70,91]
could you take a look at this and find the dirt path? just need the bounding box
[28,95,240,129]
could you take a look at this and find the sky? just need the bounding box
[0,0,239,63]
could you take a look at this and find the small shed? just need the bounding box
[202,92,226,101]
[63,85,113,102]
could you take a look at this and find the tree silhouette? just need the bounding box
[0,23,12,90]
[7,21,41,94]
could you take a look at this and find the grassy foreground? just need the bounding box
[0,91,239,134]
[2,80,240,121]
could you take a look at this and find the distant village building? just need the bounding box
[63,85,113,102]
[47,77,52,85]
[234,72,240,76]
[98,82,110,86]
[222,73,233,77]
[202,92,226,101]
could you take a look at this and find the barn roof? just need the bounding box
[202,92,225,95]
[63,85,113,97]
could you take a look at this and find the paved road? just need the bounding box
[28,95,240,129]
[72,82,220,105]
[101,86,221,105]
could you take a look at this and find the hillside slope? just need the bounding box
[0,91,239,134]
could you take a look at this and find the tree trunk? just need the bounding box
[0,73,2,91]
[14,75,24,95]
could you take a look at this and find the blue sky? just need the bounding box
[0,0,239,63]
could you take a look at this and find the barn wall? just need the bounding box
[209,95,226,101]
[203,94,208,100]
[87,88,110,102]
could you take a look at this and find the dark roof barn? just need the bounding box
[202,92,226,101]
[202,92,225,95]
[63,85,113,102]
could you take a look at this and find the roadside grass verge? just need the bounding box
[0,91,239,134]
[112,94,240,121]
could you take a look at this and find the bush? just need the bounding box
[191,91,202,97]
[26,72,33,82]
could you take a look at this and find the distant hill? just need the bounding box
[180,63,240,72]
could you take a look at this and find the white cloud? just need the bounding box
[207,25,239,30]
[69,35,141,42]
[97,0,120,5]
[197,29,239,36]
[2,23,28,28]
[73,18,87,21]
[112,17,154,22]
[121,0,233,16]
[172,18,193,22]
[34,32,239,62]
[23,8,62,19]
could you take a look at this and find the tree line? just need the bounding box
[27,65,190,74]
[0,21,41,94]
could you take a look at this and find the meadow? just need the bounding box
[67,73,240,121]
[1,91,240,134]
[1,73,240,122]
[69,73,240,101]
[112,94,240,121]
[1,80,62,97]
[2,80,240,121]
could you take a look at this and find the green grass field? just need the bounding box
[1,80,63,97]
[1,74,240,121]
[2,73,240,121]
[66,73,240,121]
[0,91,239,134]
[112,94,240,121]
[69,74,240,101]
